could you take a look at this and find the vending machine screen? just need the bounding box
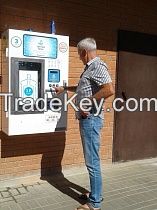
[23,34,58,58]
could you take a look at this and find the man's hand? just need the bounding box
[80,110,90,119]
[54,86,64,95]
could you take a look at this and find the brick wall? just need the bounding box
[0,0,157,180]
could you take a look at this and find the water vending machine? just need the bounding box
[1,29,69,135]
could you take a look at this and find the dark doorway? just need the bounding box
[113,30,157,162]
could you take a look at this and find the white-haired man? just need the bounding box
[55,38,114,210]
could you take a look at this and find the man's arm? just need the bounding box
[91,82,114,100]
[64,85,77,92]
[80,83,114,118]
[54,85,77,94]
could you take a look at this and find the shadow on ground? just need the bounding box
[41,172,88,204]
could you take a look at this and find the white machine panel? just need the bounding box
[1,29,69,135]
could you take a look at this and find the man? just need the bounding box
[55,38,114,210]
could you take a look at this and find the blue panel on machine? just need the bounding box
[48,69,60,83]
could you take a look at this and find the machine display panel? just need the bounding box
[23,34,58,58]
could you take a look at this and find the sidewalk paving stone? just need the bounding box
[1,158,157,210]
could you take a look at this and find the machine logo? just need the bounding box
[59,42,68,53]
[24,87,33,96]
[11,36,22,48]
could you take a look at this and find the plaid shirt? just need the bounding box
[75,57,112,119]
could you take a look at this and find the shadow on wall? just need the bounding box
[0,131,66,175]
[0,131,88,203]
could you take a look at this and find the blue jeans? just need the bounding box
[79,114,103,209]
